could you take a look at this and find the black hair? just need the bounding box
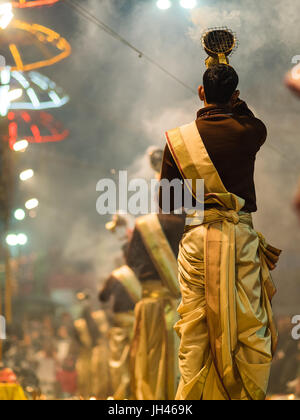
[203,64,239,104]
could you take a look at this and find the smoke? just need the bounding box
[189,0,300,314]
[20,0,299,313]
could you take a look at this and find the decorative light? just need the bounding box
[0,3,14,29]
[6,234,18,246]
[25,198,39,210]
[17,233,28,246]
[180,0,197,9]
[0,70,69,116]
[0,84,22,116]
[156,0,172,10]
[0,19,71,71]
[14,208,26,220]
[12,0,60,8]
[13,139,29,152]
[20,169,34,181]
[6,111,69,150]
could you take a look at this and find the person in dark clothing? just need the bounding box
[126,213,185,283]
[99,275,136,313]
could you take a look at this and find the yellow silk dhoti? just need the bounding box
[108,312,135,400]
[165,120,281,401]
[175,209,280,400]
[130,281,178,400]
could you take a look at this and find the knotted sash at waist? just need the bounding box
[180,208,281,399]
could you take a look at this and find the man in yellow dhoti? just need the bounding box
[74,294,110,399]
[160,64,281,400]
[127,213,185,400]
[99,265,142,400]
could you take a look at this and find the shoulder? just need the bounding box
[243,116,267,146]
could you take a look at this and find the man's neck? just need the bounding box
[204,101,230,108]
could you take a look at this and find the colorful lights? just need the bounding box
[12,139,29,152]
[17,233,28,245]
[0,3,14,29]
[0,19,71,71]
[20,169,34,181]
[25,198,39,210]
[0,70,69,115]
[5,233,28,246]
[6,234,19,246]
[12,0,60,8]
[14,209,26,221]
[7,111,69,149]
[0,84,23,116]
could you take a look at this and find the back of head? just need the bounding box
[203,64,239,105]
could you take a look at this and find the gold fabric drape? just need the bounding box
[0,384,27,401]
[130,281,179,400]
[75,311,110,399]
[175,209,279,400]
[136,214,180,299]
[165,121,281,400]
[108,312,135,400]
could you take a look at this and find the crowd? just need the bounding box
[2,313,79,399]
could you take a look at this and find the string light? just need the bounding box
[25,198,39,210]
[0,84,22,116]
[0,70,69,116]
[20,169,34,181]
[12,139,29,152]
[17,233,28,245]
[5,233,28,246]
[6,234,18,246]
[14,209,26,221]
[0,3,14,29]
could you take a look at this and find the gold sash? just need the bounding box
[112,265,142,304]
[166,121,281,400]
[135,214,180,298]
[166,122,245,211]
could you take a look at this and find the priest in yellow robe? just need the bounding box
[160,64,281,400]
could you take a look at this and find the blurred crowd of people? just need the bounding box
[2,313,78,399]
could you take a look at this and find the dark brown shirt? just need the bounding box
[160,101,267,213]
[126,214,185,282]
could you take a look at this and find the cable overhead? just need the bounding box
[62,0,300,173]
[63,0,196,95]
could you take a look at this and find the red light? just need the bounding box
[12,0,60,8]
[5,111,69,149]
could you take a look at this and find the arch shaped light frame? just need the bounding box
[6,110,69,149]
[12,0,60,8]
[0,19,71,71]
[7,70,69,112]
